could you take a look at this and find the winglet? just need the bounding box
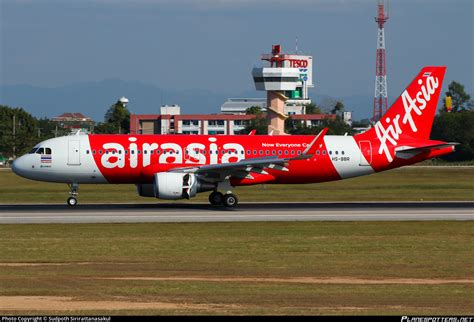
[292,128,328,160]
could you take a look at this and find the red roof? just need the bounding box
[55,113,89,118]
[290,114,336,120]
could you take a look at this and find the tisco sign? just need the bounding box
[288,59,308,68]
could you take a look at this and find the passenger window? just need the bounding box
[329,151,332,155]
[131,150,135,155]
[316,150,320,155]
[93,150,96,154]
[266,150,270,155]
[86,150,90,154]
[342,151,345,155]
[99,150,103,154]
[272,151,276,155]
[297,151,302,155]
[247,150,251,155]
[259,150,263,155]
[291,150,295,155]
[335,151,339,155]
[278,150,282,155]
[322,150,326,155]
[284,150,288,155]
[144,150,147,154]
[253,150,257,155]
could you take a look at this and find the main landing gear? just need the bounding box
[67,183,79,206]
[209,191,239,207]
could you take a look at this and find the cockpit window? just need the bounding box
[34,147,51,155]
[29,148,38,154]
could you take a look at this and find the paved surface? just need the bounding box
[0,202,472,223]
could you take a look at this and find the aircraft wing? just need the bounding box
[395,142,459,159]
[170,128,328,181]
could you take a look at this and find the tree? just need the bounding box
[286,116,352,136]
[431,110,474,161]
[0,105,39,158]
[244,106,267,134]
[331,101,345,115]
[245,106,263,115]
[304,103,322,114]
[96,100,130,134]
[444,81,471,112]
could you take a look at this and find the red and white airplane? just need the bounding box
[12,66,456,207]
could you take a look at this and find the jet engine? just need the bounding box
[136,172,215,200]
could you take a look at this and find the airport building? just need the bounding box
[130,105,335,135]
[52,112,94,134]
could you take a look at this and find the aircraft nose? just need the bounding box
[12,155,30,178]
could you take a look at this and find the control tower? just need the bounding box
[252,44,313,135]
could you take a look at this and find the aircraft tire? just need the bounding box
[223,193,238,207]
[209,191,224,205]
[67,197,78,207]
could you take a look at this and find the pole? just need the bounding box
[12,114,16,157]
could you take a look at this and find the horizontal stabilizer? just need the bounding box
[395,143,458,159]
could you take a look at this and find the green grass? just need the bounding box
[0,222,473,315]
[0,167,473,204]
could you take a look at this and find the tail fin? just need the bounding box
[372,66,446,141]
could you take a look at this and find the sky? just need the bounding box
[1,0,473,100]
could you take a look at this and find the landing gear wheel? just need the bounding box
[67,197,78,207]
[223,193,238,207]
[209,191,224,205]
[67,183,79,207]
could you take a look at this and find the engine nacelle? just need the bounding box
[154,172,198,200]
[137,172,215,200]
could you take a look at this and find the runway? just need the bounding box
[0,202,472,223]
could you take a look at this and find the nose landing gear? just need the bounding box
[67,183,79,206]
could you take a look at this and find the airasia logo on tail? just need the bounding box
[375,74,439,162]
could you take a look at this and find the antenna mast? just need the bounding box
[373,0,389,122]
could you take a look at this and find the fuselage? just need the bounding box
[11,132,452,186]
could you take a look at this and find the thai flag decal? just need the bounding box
[41,155,52,163]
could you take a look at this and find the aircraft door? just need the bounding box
[358,141,372,166]
[68,140,81,166]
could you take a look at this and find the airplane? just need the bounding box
[12,66,457,207]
